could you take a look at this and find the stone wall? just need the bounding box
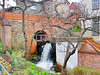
[78,52,100,69]
[9,19,52,50]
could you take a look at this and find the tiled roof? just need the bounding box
[0,12,81,27]
[0,12,42,21]
[79,40,100,54]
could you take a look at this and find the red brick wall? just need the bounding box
[78,52,100,69]
[0,24,11,47]
[0,25,1,39]
[5,26,12,47]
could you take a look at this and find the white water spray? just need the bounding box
[36,43,53,70]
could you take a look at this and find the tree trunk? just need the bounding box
[22,10,29,60]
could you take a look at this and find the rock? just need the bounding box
[55,63,62,72]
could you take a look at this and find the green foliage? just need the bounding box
[70,66,100,75]
[0,44,3,53]
[11,55,26,68]
[0,44,2,49]
[6,46,12,55]
[0,44,13,54]
[72,26,81,32]
[0,50,3,53]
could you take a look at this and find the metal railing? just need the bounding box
[0,63,11,75]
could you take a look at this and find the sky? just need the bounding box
[68,0,81,3]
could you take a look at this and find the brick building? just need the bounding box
[0,12,74,48]
[79,40,100,69]
[69,2,81,19]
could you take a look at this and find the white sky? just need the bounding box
[68,0,81,3]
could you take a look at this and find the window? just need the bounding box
[70,9,76,13]
[92,18,99,35]
[92,0,99,9]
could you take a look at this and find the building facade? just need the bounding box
[81,0,100,43]
[15,0,69,17]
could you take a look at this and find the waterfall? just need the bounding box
[36,43,53,70]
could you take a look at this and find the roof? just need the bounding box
[73,2,82,10]
[79,40,100,54]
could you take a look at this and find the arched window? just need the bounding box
[34,30,48,41]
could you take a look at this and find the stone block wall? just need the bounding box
[78,52,100,69]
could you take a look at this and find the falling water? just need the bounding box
[36,43,53,70]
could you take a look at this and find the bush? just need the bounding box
[70,66,100,75]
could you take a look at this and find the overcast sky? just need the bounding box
[68,0,81,3]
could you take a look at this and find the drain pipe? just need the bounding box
[0,63,11,75]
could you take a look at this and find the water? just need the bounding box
[36,43,53,70]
